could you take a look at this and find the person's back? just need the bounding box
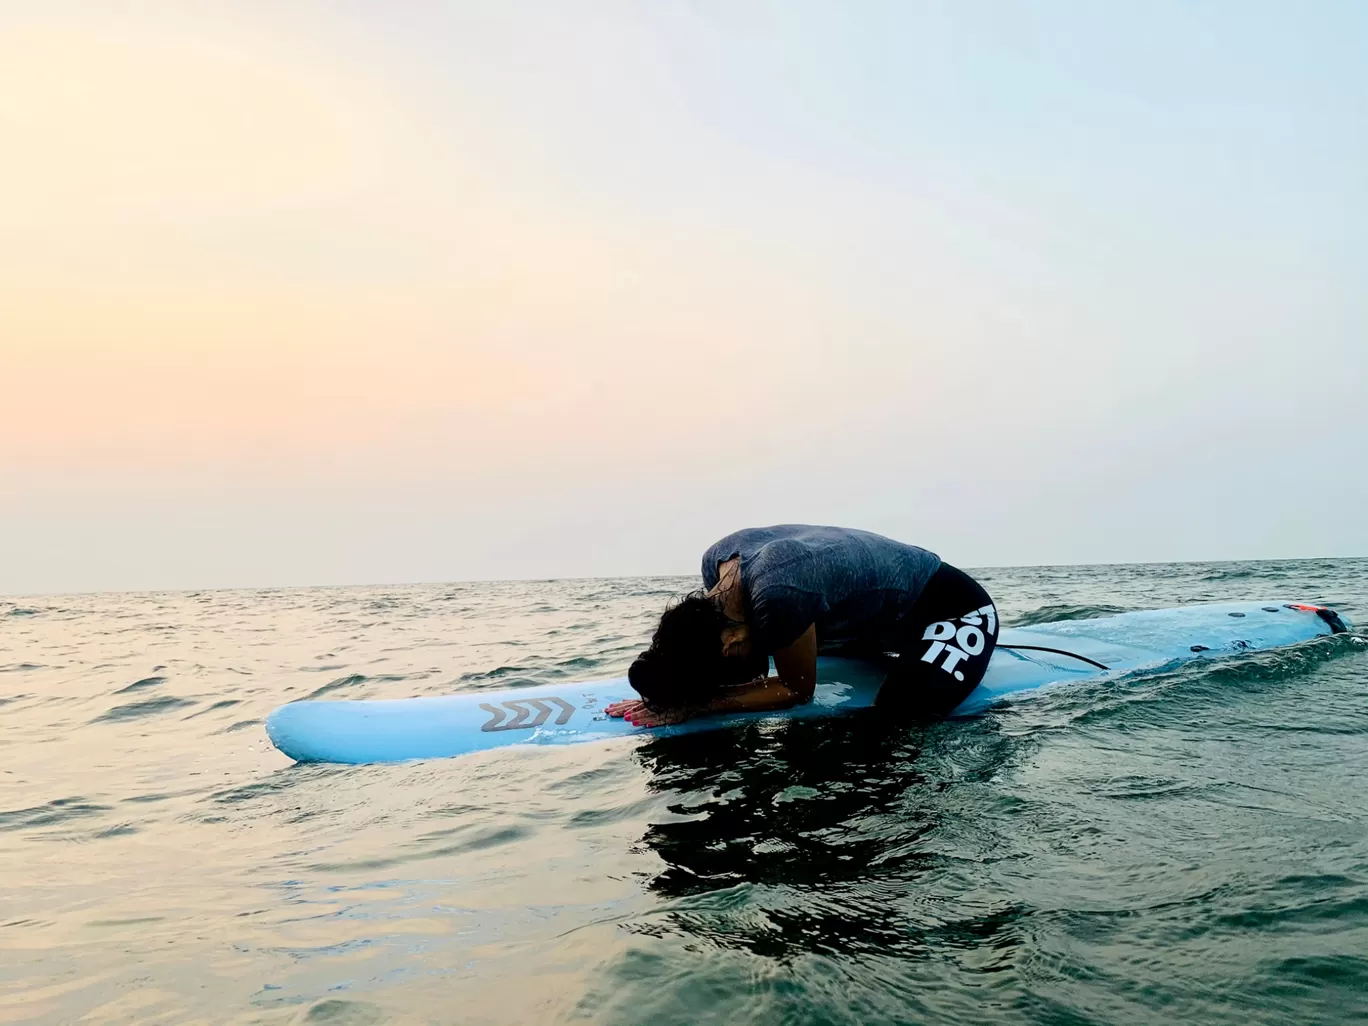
[701,525,941,655]
[612,524,996,727]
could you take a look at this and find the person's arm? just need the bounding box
[618,624,818,727]
[771,622,818,701]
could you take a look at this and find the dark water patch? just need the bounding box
[1009,603,1129,626]
[91,694,196,723]
[113,675,166,695]
[0,693,31,706]
[94,822,138,838]
[630,720,972,912]
[1,797,110,832]
[218,718,262,733]
[182,699,241,719]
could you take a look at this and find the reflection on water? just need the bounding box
[629,714,1036,970]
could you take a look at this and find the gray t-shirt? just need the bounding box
[701,525,942,656]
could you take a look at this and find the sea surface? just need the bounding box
[3,558,1367,1026]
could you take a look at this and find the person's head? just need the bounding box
[628,591,766,709]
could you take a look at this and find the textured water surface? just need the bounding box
[2,559,1366,1025]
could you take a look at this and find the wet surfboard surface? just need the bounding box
[266,601,1349,764]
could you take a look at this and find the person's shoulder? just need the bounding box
[746,535,815,578]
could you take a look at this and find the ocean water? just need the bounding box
[2,558,1366,1026]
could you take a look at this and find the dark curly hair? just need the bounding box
[628,591,767,709]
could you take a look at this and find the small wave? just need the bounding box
[209,773,329,806]
[455,664,544,687]
[308,825,534,873]
[181,699,241,720]
[217,718,262,733]
[1185,632,1361,690]
[0,663,44,673]
[303,673,367,699]
[92,695,197,723]
[1038,632,1361,728]
[546,655,605,676]
[2,606,42,617]
[298,999,387,1024]
[303,673,412,700]
[113,675,166,695]
[1089,774,1205,801]
[1263,953,1368,990]
[0,797,110,832]
[1008,603,1129,626]
[1199,567,1256,581]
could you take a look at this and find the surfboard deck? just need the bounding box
[266,601,1349,764]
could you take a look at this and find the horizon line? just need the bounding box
[4,553,1363,603]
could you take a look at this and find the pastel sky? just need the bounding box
[2,1,1365,595]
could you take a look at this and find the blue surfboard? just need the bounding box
[266,601,1349,765]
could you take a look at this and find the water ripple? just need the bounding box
[0,558,1365,1025]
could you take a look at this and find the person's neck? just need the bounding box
[708,559,746,622]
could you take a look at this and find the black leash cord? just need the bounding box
[996,644,1109,670]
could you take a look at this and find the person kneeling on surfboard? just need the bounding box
[606,525,999,727]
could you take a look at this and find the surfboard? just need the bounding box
[266,601,1349,764]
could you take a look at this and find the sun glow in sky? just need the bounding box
[2,1,1365,594]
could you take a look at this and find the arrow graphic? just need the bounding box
[480,695,578,732]
[478,703,507,730]
[546,696,575,724]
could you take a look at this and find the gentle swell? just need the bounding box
[1008,603,1130,626]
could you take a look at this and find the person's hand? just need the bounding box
[603,698,693,727]
[605,699,646,719]
[623,705,692,728]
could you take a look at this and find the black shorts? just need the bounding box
[874,563,998,718]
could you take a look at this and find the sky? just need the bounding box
[1,0,1365,595]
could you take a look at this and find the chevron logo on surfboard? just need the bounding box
[479,697,576,732]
